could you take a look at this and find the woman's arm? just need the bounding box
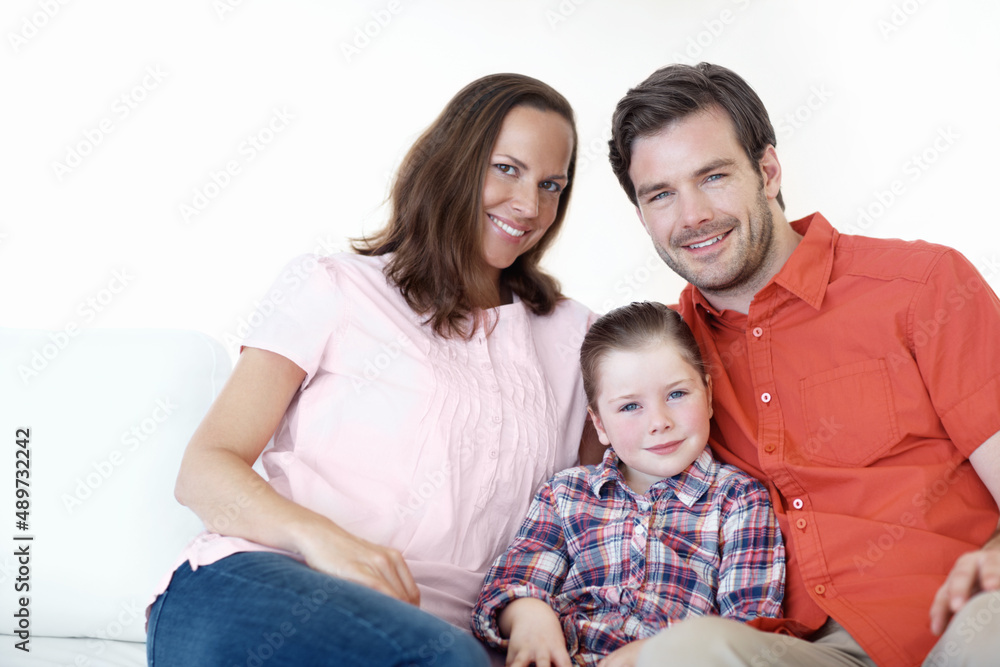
[174,346,420,604]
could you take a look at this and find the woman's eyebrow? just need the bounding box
[496,154,567,181]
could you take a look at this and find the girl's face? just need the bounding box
[479,105,574,283]
[588,341,713,495]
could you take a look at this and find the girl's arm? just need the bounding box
[716,475,785,620]
[472,481,572,658]
[174,346,420,604]
[500,598,572,667]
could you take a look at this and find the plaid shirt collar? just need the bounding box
[590,446,718,508]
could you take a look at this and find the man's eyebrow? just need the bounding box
[693,158,737,178]
[634,157,738,201]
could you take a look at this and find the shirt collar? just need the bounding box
[772,212,837,310]
[590,446,718,507]
[688,212,838,316]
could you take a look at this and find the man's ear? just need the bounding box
[588,407,613,446]
[635,205,649,234]
[758,145,782,202]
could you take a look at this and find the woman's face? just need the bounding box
[480,105,574,282]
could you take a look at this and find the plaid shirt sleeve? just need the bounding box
[716,474,786,621]
[471,479,571,649]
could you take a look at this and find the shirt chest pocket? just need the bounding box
[797,358,900,467]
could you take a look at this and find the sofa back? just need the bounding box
[0,328,231,646]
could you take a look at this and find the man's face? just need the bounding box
[628,107,780,298]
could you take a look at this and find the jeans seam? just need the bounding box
[207,556,413,656]
[145,587,168,667]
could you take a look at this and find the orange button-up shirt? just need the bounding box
[677,213,1000,666]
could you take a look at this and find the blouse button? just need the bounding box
[796,518,807,530]
[815,584,826,596]
[488,449,498,459]
[761,392,771,403]
[792,498,804,510]
[752,326,763,337]
[492,415,502,423]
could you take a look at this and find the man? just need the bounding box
[608,62,1000,667]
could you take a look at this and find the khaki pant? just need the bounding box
[636,591,1000,667]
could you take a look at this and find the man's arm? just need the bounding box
[930,429,1000,635]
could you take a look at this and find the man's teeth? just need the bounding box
[490,215,526,238]
[689,233,726,249]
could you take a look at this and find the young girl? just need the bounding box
[473,301,785,667]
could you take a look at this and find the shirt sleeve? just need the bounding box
[241,254,344,389]
[913,249,1000,456]
[471,481,571,649]
[716,476,785,621]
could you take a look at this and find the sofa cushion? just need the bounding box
[0,328,231,647]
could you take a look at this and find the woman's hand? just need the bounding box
[598,639,648,667]
[499,598,571,667]
[293,518,420,605]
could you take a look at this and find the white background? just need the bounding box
[3,0,998,362]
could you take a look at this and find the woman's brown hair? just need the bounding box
[353,73,578,339]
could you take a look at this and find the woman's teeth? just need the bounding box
[490,215,526,238]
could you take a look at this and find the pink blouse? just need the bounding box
[155,253,595,630]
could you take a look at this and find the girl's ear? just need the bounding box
[588,407,612,446]
[704,373,714,419]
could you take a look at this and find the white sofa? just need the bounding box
[0,328,231,666]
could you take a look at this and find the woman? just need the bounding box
[146,73,597,666]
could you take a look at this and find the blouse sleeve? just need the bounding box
[241,254,345,389]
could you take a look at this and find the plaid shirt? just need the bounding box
[472,446,785,666]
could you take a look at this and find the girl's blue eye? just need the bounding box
[668,390,686,400]
[619,402,639,413]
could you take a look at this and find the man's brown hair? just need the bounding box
[609,62,783,210]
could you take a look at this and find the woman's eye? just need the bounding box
[540,180,562,194]
[495,163,516,176]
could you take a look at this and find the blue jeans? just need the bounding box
[146,551,490,667]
